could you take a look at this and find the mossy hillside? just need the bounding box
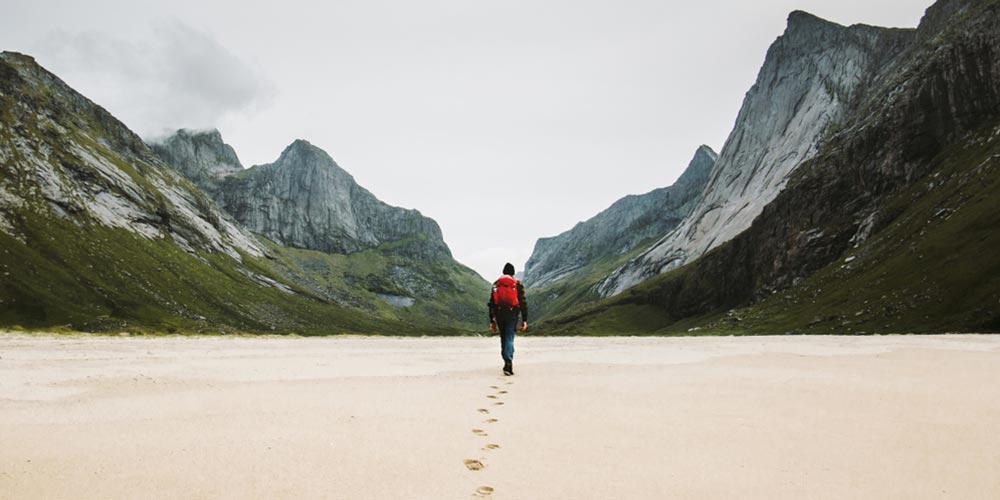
[1,54,227,253]
[259,237,488,331]
[723,128,1000,335]
[0,200,428,335]
[525,242,654,323]
[538,127,1000,336]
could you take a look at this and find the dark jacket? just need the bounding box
[488,277,528,323]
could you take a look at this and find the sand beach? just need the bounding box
[1,333,997,499]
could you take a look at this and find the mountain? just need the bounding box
[0,53,265,262]
[0,52,479,333]
[519,145,715,322]
[598,11,915,297]
[544,0,1000,335]
[148,128,243,197]
[151,129,486,328]
[523,145,716,288]
[218,139,449,258]
[0,51,372,333]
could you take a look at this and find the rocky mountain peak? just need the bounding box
[211,139,449,258]
[149,128,243,196]
[597,10,917,297]
[694,144,718,159]
[281,139,320,159]
[522,145,716,288]
[785,10,843,34]
[272,139,347,175]
[683,145,717,179]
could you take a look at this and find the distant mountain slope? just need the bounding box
[523,145,716,288]
[0,51,454,333]
[520,145,715,322]
[0,53,263,261]
[599,12,916,297]
[218,139,449,258]
[543,0,1000,335]
[148,128,243,197]
[151,129,487,329]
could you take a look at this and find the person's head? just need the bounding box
[502,262,515,276]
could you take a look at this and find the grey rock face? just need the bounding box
[149,129,243,196]
[522,145,716,288]
[565,0,1000,331]
[216,140,451,259]
[598,11,915,297]
[0,51,265,260]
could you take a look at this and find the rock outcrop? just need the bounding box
[151,130,486,325]
[0,51,486,332]
[148,129,243,197]
[153,131,452,261]
[522,145,716,288]
[598,12,915,296]
[0,51,264,260]
[549,0,1000,334]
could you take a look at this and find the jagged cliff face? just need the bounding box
[154,132,451,260]
[522,145,716,288]
[151,130,486,325]
[598,12,915,297]
[0,52,264,260]
[547,0,1000,334]
[219,140,450,258]
[148,129,243,197]
[0,52,486,331]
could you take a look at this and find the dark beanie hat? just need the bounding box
[503,262,515,276]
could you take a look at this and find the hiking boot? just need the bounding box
[503,360,513,376]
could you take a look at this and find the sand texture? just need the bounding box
[1,334,998,499]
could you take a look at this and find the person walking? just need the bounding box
[488,262,528,376]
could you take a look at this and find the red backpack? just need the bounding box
[493,275,519,308]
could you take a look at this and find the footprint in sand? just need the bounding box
[484,418,498,424]
[498,390,507,394]
[486,395,498,399]
[477,408,490,414]
[483,444,500,450]
[489,385,499,389]
[493,401,504,406]
[464,459,485,471]
[472,429,487,436]
[474,485,494,497]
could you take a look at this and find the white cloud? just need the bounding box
[34,22,274,140]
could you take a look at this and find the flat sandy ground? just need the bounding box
[1,334,998,499]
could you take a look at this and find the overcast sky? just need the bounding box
[3,0,931,281]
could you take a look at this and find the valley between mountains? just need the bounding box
[1,0,998,335]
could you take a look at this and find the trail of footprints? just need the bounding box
[466,379,514,498]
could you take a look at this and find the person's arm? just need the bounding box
[487,283,497,331]
[517,281,528,331]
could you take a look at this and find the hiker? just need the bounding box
[488,262,528,376]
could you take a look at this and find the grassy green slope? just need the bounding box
[729,132,1000,335]
[525,242,654,322]
[0,52,487,335]
[539,129,1000,335]
[260,237,488,331]
[0,209,431,335]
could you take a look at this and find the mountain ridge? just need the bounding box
[543,0,1000,335]
[597,10,916,297]
[151,128,487,328]
[0,51,485,332]
[519,145,716,322]
[523,144,716,289]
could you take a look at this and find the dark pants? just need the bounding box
[497,315,518,362]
